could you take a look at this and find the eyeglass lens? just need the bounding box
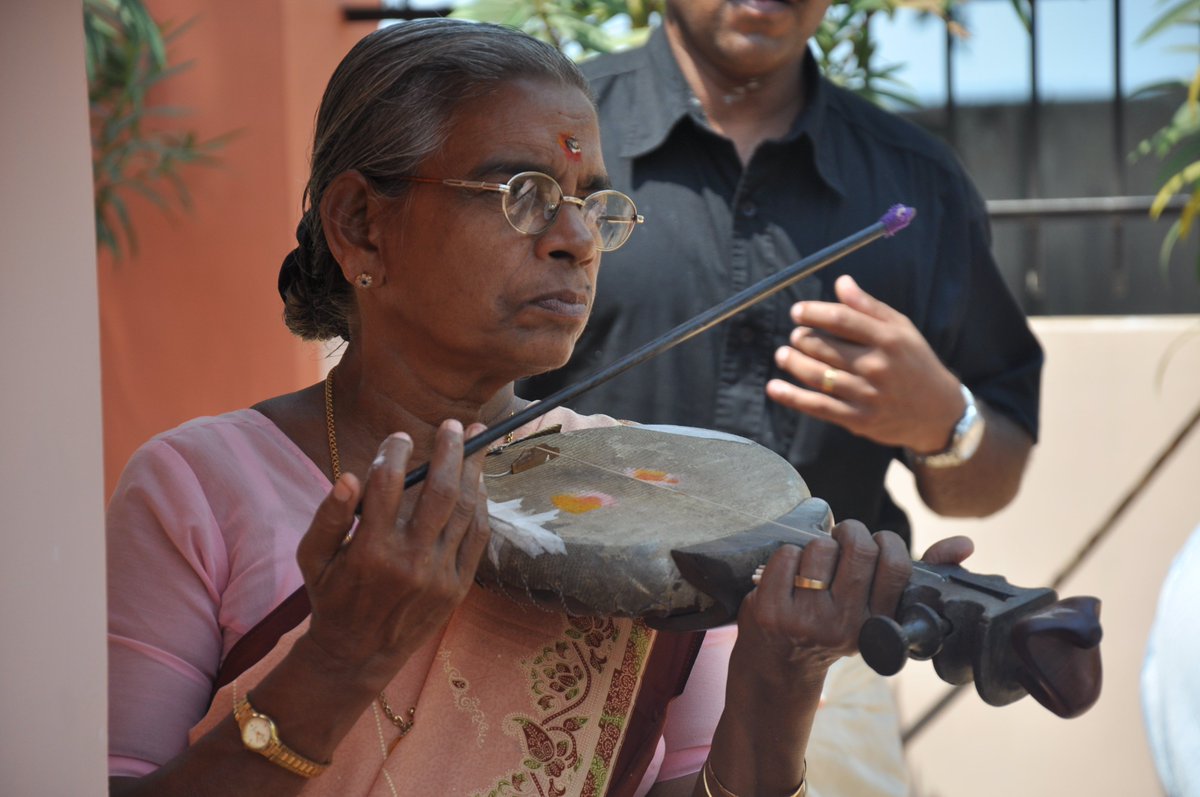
[502,173,638,252]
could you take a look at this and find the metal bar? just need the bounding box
[986,194,1189,219]
[944,9,957,150]
[1112,0,1129,298]
[1022,0,1044,308]
[342,4,452,21]
[1112,0,1125,189]
[1027,0,1041,201]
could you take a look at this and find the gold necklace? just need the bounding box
[323,368,416,746]
[322,368,519,747]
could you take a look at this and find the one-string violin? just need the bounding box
[219,206,1102,720]
[402,202,1101,719]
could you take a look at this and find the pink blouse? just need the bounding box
[105,409,730,789]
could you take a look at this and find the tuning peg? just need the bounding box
[860,603,951,676]
[1011,595,1103,718]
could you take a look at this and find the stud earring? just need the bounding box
[355,273,373,289]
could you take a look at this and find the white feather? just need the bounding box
[486,498,566,568]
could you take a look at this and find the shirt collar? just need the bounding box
[621,28,846,199]
[785,51,847,198]
[616,26,697,160]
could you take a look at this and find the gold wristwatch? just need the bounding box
[233,693,329,778]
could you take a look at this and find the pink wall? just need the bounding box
[98,0,371,494]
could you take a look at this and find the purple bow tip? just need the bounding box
[880,205,916,236]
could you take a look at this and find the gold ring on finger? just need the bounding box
[821,368,838,395]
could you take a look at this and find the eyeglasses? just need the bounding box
[395,171,644,252]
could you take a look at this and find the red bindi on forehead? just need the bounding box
[558,133,583,162]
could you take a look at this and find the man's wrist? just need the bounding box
[905,383,986,469]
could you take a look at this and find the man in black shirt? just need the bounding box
[524,0,1043,547]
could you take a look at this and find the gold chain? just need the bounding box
[379,701,415,740]
[322,367,415,745]
[324,369,341,481]
[322,368,523,745]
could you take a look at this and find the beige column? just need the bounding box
[0,1,107,793]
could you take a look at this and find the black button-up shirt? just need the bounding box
[523,28,1043,544]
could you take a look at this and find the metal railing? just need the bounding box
[340,0,1200,313]
[986,194,1187,220]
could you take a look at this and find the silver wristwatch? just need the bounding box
[906,383,986,469]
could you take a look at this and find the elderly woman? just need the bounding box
[107,19,968,797]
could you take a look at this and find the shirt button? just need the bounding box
[740,201,757,218]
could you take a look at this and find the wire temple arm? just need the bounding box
[402,204,917,488]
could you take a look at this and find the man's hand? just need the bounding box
[766,274,963,454]
[766,275,1033,517]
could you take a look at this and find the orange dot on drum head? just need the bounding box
[626,468,680,485]
[551,492,615,514]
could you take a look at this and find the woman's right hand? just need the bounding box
[294,419,492,688]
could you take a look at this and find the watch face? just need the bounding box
[241,716,273,750]
[958,412,985,460]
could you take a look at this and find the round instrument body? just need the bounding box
[480,424,833,628]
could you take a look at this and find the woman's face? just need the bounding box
[367,78,606,386]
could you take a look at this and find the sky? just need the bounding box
[873,0,1199,106]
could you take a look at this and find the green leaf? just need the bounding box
[110,193,137,254]
[126,179,172,210]
[1138,0,1200,44]
[1007,0,1033,32]
[1128,79,1191,102]
[1178,185,1200,238]
[1158,217,1183,274]
[85,0,229,260]
[1155,132,1200,184]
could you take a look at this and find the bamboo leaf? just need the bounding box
[1128,79,1190,102]
[85,0,229,260]
[1151,161,1200,217]
[1156,133,1200,184]
[1007,0,1033,32]
[110,193,137,254]
[1178,189,1199,239]
[1158,218,1183,274]
[1138,0,1200,44]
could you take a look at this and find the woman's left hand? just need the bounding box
[735,522,974,679]
[734,521,905,679]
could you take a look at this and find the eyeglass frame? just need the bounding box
[391,171,645,252]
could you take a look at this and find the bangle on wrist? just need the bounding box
[702,757,807,797]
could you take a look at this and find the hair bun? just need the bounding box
[277,220,315,302]
[277,248,303,303]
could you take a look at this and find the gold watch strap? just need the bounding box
[233,690,330,778]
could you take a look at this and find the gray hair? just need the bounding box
[279,19,592,341]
